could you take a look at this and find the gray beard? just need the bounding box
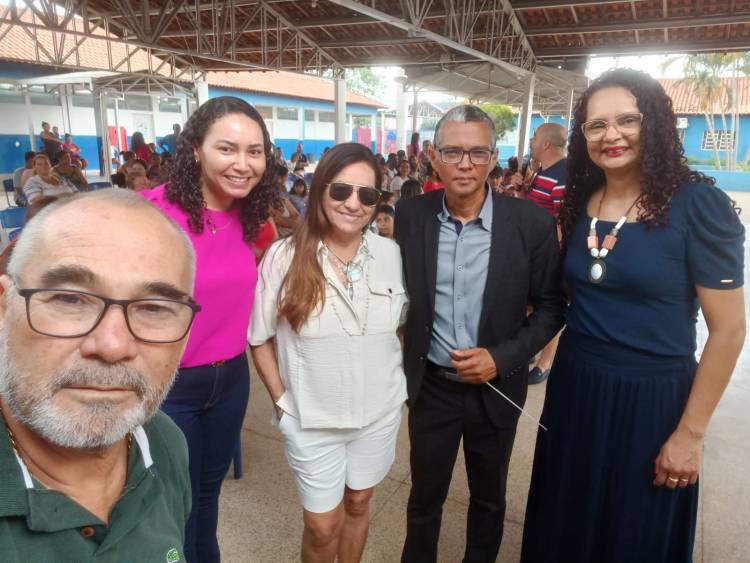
[0,332,176,452]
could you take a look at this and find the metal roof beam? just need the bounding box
[524,12,750,35]
[326,0,533,76]
[535,38,750,57]
[512,0,641,8]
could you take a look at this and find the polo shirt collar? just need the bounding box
[0,411,154,531]
[438,185,493,233]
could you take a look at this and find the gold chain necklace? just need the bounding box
[0,404,132,481]
[205,211,234,235]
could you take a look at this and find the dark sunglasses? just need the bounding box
[327,182,381,207]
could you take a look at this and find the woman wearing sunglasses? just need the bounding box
[249,142,407,563]
[522,69,745,562]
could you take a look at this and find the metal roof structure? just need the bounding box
[3,1,746,169]
[4,1,744,109]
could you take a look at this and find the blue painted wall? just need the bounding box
[209,86,380,160]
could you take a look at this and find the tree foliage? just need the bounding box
[478,103,515,140]
[345,68,386,98]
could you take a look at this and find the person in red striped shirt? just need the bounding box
[517,123,568,216]
[512,123,568,384]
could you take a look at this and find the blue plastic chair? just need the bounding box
[0,207,25,229]
[8,228,22,242]
[2,178,15,207]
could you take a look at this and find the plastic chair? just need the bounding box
[2,179,15,207]
[0,207,25,229]
[8,228,22,242]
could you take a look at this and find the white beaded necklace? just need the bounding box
[326,238,371,336]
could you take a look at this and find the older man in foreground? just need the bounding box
[0,189,199,562]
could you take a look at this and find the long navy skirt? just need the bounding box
[521,330,699,563]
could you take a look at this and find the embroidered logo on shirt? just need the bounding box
[166,548,181,562]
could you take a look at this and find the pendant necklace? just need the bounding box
[324,238,365,300]
[204,204,234,235]
[586,188,641,284]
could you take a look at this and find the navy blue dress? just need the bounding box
[521,182,744,563]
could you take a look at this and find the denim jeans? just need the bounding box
[161,352,250,563]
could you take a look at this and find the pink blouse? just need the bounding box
[140,185,257,368]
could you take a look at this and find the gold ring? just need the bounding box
[667,476,679,483]
[679,478,689,483]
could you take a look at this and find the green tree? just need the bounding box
[664,53,750,170]
[479,103,515,140]
[345,67,386,98]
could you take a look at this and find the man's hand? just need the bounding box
[511,171,524,188]
[450,348,497,384]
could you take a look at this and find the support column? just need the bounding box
[194,80,210,108]
[334,68,347,145]
[113,98,122,152]
[93,88,111,181]
[565,87,575,133]
[395,75,407,152]
[516,74,536,159]
[24,90,36,151]
[299,106,306,147]
[412,88,419,138]
[60,85,73,136]
[370,114,377,153]
[380,110,386,153]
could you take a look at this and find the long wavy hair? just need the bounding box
[560,68,716,247]
[131,131,147,151]
[278,143,382,332]
[165,96,278,241]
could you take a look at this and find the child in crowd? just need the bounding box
[375,204,395,239]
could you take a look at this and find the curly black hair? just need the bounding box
[165,96,278,242]
[560,68,716,247]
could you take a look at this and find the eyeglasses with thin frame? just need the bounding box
[327,182,381,207]
[580,112,643,142]
[435,147,495,166]
[14,285,201,344]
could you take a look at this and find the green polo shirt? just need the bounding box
[0,411,190,563]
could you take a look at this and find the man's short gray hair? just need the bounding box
[434,105,498,149]
[7,189,196,285]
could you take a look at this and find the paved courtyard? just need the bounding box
[216,192,750,562]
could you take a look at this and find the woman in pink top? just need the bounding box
[140,96,278,563]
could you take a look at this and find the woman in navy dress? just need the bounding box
[522,69,745,562]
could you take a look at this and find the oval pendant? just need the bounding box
[587,259,607,284]
[346,262,363,283]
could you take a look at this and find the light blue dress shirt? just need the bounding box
[427,188,493,368]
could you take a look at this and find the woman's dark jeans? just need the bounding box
[161,352,250,563]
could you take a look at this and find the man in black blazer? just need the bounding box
[394,106,565,563]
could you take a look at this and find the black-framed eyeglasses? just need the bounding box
[436,147,495,165]
[15,287,201,344]
[327,182,381,207]
[580,112,643,142]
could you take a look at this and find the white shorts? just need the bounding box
[276,406,403,513]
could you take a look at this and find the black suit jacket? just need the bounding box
[394,189,565,426]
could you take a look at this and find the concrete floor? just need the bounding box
[0,181,745,561]
[217,193,750,562]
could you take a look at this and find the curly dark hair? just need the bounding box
[560,68,716,247]
[165,96,278,242]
